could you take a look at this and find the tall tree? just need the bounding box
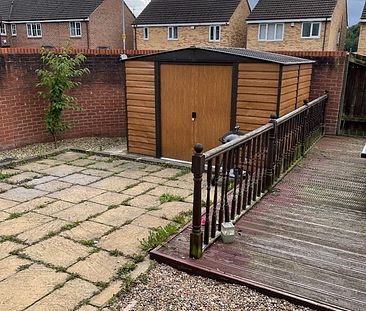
[345,23,360,52]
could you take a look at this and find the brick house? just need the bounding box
[132,0,251,50]
[0,0,135,49]
[246,0,347,51]
[358,4,366,55]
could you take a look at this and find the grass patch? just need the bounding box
[125,182,140,190]
[159,193,184,204]
[60,222,80,231]
[121,198,131,206]
[172,210,193,225]
[7,212,25,220]
[16,263,32,272]
[108,204,120,210]
[0,172,14,180]
[140,223,180,252]
[117,262,137,278]
[95,281,109,289]
[130,253,145,264]
[146,206,160,212]
[23,184,35,189]
[167,168,191,180]
[78,240,96,247]
[109,249,123,257]
[0,235,24,244]
[36,204,47,209]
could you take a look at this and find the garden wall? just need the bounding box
[0,48,347,152]
[0,48,157,151]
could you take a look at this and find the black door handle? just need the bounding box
[192,112,197,121]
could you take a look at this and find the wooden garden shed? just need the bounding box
[124,47,314,161]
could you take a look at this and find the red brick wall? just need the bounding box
[0,48,156,151]
[276,51,348,135]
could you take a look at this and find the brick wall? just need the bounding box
[0,48,156,151]
[278,51,348,135]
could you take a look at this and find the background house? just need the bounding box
[246,0,347,51]
[132,0,251,50]
[0,0,135,49]
[358,4,366,55]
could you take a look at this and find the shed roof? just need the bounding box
[361,2,366,20]
[247,0,337,21]
[132,0,243,26]
[127,47,315,65]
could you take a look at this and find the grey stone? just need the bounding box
[90,176,137,193]
[0,187,47,202]
[54,201,108,222]
[92,206,145,227]
[59,173,101,185]
[34,180,72,192]
[61,221,111,241]
[48,185,105,203]
[41,164,84,177]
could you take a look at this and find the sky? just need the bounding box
[124,0,365,26]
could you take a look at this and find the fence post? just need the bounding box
[301,100,309,156]
[265,113,277,191]
[321,91,329,135]
[190,143,205,259]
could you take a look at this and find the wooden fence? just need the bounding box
[190,93,328,258]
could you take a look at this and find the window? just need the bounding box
[11,24,16,36]
[143,27,149,40]
[301,22,321,38]
[167,26,178,40]
[70,21,82,37]
[258,23,283,41]
[0,23,6,35]
[26,23,42,37]
[209,25,220,42]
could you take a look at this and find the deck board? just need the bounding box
[151,136,366,311]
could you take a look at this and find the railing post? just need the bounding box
[321,91,329,135]
[265,113,277,191]
[190,143,205,259]
[301,100,309,156]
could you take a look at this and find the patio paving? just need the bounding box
[0,151,194,310]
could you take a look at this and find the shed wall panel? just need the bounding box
[125,60,156,156]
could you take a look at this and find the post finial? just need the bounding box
[270,113,277,120]
[194,143,203,154]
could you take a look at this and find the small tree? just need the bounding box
[36,47,90,148]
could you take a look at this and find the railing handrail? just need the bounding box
[275,93,328,125]
[204,123,274,161]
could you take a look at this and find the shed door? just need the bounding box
[160,64,232,161]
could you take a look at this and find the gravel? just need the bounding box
[111,264,314,311]
[0,137,126,162]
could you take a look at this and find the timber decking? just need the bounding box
[151,136,366,311]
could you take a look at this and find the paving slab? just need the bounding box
[60,221,111,241]
[141,164,163,173]
[5,197,55,213]
[23,236,90,267]
[0,242,23,260]
[90,176,137,193]
[131,214,171,229]
[147,201,192,220]
[35,200,74,216]
[16,162,51,172]
[37,159,63,166]
[98,225,150,255]
[87,162,122,171]
[119,162,146,171]
[25,175,58,186]
[71,158,96,167]
[0,182,13,191]
[59,173,101,185]
[17,219,69,244]
[89,280,123,307]
[147,185,192,198]
[122,182,156,196]
[81,169,114,178]
[92,206,145,227]
[130,259,150,280]
[78,305,98,311]
[0,256,32,282]
[34,180,72,192]
[128,194,161,209]
[68,251,126,283]
[151,168,182,178]
[40,164,84,177]
[54,151,87,161]
[26,278,98,311]
[0,212,53,236]
[0,264,67,311]
[89,192,131,206]
[117,170,148,179]
[0,187,47,202]
[0,211,9,221]
[53,201,108,222]
[0,198,17,211]
[48,185,105,203]
[163,179,193,190]
[5,172,42,184]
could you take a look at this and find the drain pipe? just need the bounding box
[322,18,328,51]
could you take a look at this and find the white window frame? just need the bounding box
[11,24,16,36]
[167,26,178,40]
[143,27,149,40]
[0,23,6,35]
[69,21,82,37]
[301,22,321,39]
[26,23,42,38]
[258,23,284,41]
[209,25,221,42]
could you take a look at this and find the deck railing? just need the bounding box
[190,93,328,258]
